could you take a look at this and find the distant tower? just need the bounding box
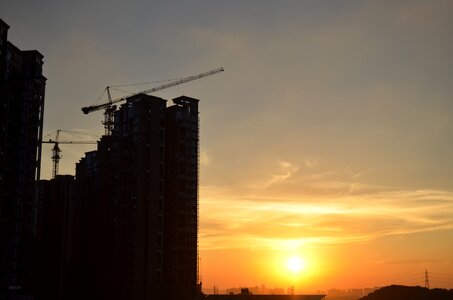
[425,269,430,289]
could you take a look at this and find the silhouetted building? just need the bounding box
[163,96,199,299]
[37,175,75,300]
[71,136,115,300]
[0,19,46,299]
[71,150,98,300]
[73,94,200,300]
[111,95,168,300]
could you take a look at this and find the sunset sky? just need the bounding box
[2,0,452,293]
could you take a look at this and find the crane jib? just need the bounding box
[81,67,224,116]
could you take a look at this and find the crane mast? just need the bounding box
[50,130,61,179]
[81,67,224,135]
[42,129,97,178]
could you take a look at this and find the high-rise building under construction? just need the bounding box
[74,94,200,300]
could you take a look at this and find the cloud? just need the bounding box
[200,188,453,251]
[236,158,371,200]
[304,157,318,169]
[380,258,448,265]
[200,149,212,166]
[264,161,300,188]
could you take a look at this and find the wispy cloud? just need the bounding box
[200,186,453,251]
[250,161,300,189]
[200,149,212,166]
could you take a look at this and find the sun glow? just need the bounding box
[286,256,306,273]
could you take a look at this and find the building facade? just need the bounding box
[72,138,116,300]
[37,175,75,300]
[112,94,168,300]
[163,96,200,299]
[73,94,200,300]
[0,19,46,299]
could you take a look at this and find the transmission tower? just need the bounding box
[425,269,430,289]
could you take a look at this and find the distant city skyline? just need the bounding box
[205,284,380,297]
[1,0,452,292]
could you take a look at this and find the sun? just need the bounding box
[286,256,306,273]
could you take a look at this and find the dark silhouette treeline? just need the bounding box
[360,285,453,300]
[1,19,200,300]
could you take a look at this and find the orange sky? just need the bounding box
[3,0,452,293]
[199,178,453,293]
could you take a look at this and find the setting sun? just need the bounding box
[286,256,306,273]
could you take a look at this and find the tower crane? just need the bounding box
[81,67,224,135]
[41,130,97,179]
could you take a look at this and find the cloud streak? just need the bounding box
[200,185,453,251]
